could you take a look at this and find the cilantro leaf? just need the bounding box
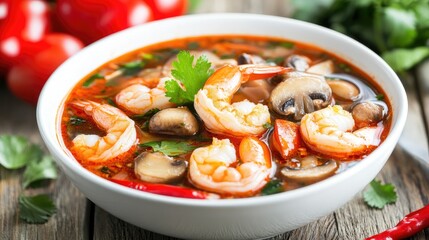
[0,135,43,169]
[165,51,213,105]
[363,179,397,209]
[261,179,283,196]
[23,155,58,188]
[19,194,57,224]
[82,73,104,88]
[382,47,429,72]
[140,141,197,156]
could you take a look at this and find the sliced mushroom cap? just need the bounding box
[269,73,332,121]
[285,55,310,72]
[134,152,187,183]
[327,79,360,102]
[149,107,199,136]
[281,156,338,183]
[306,60,334,75]
[352,102,384,128]
[237,53,267,65]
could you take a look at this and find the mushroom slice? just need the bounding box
[281,157,338,183]
[285,55,310,72]
[269,73,332,121]
[327,79,360,102]
[306,60,334,75]
[237,53,267,65]
[351,101,385,128]
[149,107,199,136]
[134,152,187,183]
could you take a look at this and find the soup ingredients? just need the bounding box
[7,33,84,105]
[366,204,429,240]
[71,101,136,162]
[285,55,310,72]
[55,0,153,44]
[110,179,218,199]
[165,51,214,105]
[364,179,397,209]
[306,60,334,75]
[352,102,384,128]
[260,179,284,196]
[140,140,197,156]
[134,152,187,183]
[189,137,271,196]
[148,107,199,136]
[327,79,360,102]
[300,105,382,159]
[116,80,175,115]
[195,64,288,136]
[272,119,301,160]
[281,157,338,182]
[269,73,332,121]
[19,194,57,224]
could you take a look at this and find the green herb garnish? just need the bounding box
[119,60,146,76]
[261,179,283,196]
[23,155,57,188]
[100,166,110,174]
[69,116,86,126]
[19,194,57,224]
[338,63,351,72]
[187,42,200,50]
[363,179,397,209]
[263,122,273,129]
[165,51,214,105]
[0,135,43,169]
[140,140,198,156]
[82,73,104,88]
[266,57,284,65]
[376,94,385,101]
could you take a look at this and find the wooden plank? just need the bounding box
[416,60,429,161]
[0,82,89,240]
[193,0,292,17]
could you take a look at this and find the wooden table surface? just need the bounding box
[1,1,429,239]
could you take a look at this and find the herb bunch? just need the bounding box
[292,0,429,73]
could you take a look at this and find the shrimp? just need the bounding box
[71,101,137,162]
[300,105,383,159]
[189,137,271,196]
[194,64,289,137]
[115,77,175,115]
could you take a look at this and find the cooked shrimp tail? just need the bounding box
[195,64,288,137]
[71,101,137,162]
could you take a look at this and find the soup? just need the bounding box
[60,35,391,199]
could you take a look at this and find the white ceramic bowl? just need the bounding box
[37,14,407,240]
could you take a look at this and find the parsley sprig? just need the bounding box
[165,51,214,105]
[140,140,198,156]
[363,179,397,209]
[0,135,57,224]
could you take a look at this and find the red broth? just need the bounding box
[60,35,391,199]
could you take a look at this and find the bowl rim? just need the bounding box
[37,13,407,207]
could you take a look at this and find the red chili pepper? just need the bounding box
[366,204,429,240]
[110,179,218,200]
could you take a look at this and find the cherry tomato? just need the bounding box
[144,0,187,20]
[0,0,50,74]
[7,33,84,105]
[56,0,153,44]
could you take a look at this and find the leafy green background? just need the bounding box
[292,0,429,73]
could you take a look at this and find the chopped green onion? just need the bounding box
[82,73,104,88]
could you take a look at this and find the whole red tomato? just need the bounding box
[7,33,84,105]
[144,0,187,20]
[0,0,50,74]
[56,0,153,44]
